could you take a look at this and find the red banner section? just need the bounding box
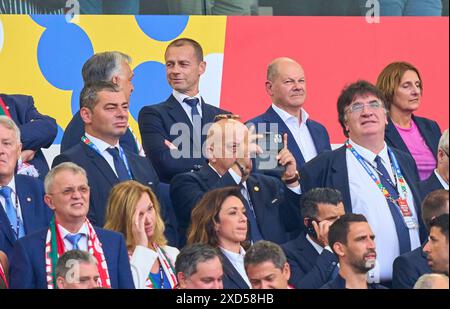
[221,17,449,143]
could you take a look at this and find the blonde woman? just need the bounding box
[104,180,179,289]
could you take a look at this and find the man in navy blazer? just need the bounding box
[282,188,344,289]
[138,38,229,183]
[9,162,134,289]
[0,93,57,180]
[392,189,448,288]
[171,118,302,246]
[0,117,52,258]
[60,51,140,156]
[418,129,449,200]
[301,81,425,284]
[52,82,160,228]
[247,57,331,176]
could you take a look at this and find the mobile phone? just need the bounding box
[306,218,318,239]
[254,132,284,172]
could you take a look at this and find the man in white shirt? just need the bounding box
[301,80,425,285]
[247,57,331,176]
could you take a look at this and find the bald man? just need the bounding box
[170,117,303,246]
[247,57,331,176]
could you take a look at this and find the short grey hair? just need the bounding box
[0,115,21,143]
[45,162,87,193]
[175,243,222,278]
[438,129,449,155]
[82,51,132,84]
[55,250,97,279]
[414,273,449,289]
[244,240,287,271]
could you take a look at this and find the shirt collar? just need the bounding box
[85,132,120,153]
[348,138,389,165]
[271,103,309,126]
[434,169,449,189]
[173,90,202,107]
[58,222,89,239]
[306,234,324,254]
[1,177,16,195]
[220,246,246,262]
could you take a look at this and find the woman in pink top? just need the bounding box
[377,61,442,181]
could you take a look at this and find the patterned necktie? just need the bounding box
[374,155,411,254]
[0,186,25,239]
[239,183,263,242]
[106,147,131,181]
[66,233,83,250]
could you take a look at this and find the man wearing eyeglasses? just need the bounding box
[418,129,449,199]
[300,80,425,286]
[0,116,51,260]
[9,162,134,289]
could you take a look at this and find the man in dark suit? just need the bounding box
[9,162,134,289]
[0,93,57,180]
[0,116,52,258]
[247,57,330,177]
[321,214,386,289]
[282,188,343,289]
[170,117,302,245]
[301,80,425,284]
[138,38,229,183]
[392,189,448,288]
[60,51,141,156]
[52,82,160,228]
[418,129,449,199]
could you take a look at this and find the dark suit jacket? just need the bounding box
[52,142,159,227]
[60,111,139,155]
[219,250,250,290]
[418,172,445,201]
[281,232,339,289]
[138,95,229,183]
[170,165,302,246]
[0,175,52,258]
[0,94,57,180]
[321,274,387,289]
[247,106,331,171]
[301,145,426,242]
[392,244,431,289]
[9,226,135,289]
[385,115,441,178]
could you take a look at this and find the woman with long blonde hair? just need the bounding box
[104,180,179,289]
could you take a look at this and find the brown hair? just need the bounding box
[104,180,166,251]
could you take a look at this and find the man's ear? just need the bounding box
[283,262,291,281]
[80,107,93,124]
[177,272,187,289]
[265,80,273,96]
[198,61,206,76]
[333,242,345,257]
[56,277,65,289]
[44,194,56,211]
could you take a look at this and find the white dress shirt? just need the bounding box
[434,169,449,190]
[58,223,89,251]
[85,132,122,178]
[347,139,421,281]
[172,90,203,123]
[271,104,317,163]
[220,246,251,288]
[0,177,24,223]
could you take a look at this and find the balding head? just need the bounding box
[267,57,302,81]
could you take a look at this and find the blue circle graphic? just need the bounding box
[135,15,189,41]
[130,61,172,119]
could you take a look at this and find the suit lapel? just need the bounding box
[167,95,194,142]
[264,107,305,166]
[331,146,353,213]
[385,119,409,154]
[246,176,266,228]
[298,234,318,269]
[201,100,218,146]
[413,115,438,157]
[0,203,16,245]
[219,251,250,289]
[15,177,35,235]
[306,120,324,154]
[82,142,118,187]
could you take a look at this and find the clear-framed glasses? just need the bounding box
[49,185,90,197]
[345,100,383,114]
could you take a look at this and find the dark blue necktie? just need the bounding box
[374,156,411,254]
[183,97,202,152]
[240,184,263,243]
[0,186,25,239]
[183,97,200,119]
[106,147,131,181]
[66,233,83,250]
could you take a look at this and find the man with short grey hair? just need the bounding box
[414,273,449,289]
[56,249,100,289]
[0,116,51,259]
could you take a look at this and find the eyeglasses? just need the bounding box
[345,100,383,114]
[49,185,90,197]
[214,114,241,122]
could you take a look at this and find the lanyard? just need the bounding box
[81,135,133,179]
[346,141,416,225]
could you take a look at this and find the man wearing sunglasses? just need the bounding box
[300,80,425,286]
